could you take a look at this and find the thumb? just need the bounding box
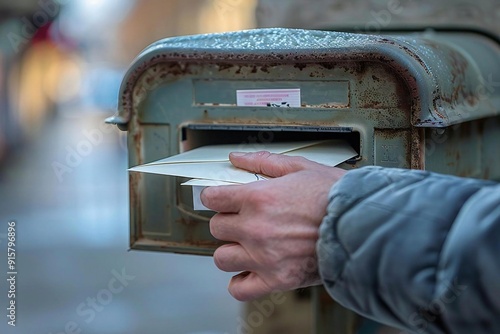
[228,151,319,178]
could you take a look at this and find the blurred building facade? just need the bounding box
[0,0,256,164]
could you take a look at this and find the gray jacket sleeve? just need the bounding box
[317,166,500,334]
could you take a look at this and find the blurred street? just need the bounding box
[0,110,241,334]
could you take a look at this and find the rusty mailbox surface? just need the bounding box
[106,28,500,255]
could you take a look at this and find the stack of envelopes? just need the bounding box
[129,140,357,210]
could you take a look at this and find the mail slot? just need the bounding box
[106,28,500,255]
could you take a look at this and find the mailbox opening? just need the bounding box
[179,124,361,162]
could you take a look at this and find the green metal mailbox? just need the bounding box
[106,27,500,332]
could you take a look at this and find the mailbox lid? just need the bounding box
[107,28,500,129]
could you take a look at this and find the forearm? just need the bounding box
[317,166,500,333]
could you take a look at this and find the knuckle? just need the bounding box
[246,188,274,208]
[255,151,272,159]
[274,272,294,290]
[287,155,312,169]
[247,227,271,245]
[245,191,265,206]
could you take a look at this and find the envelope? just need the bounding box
[183,179,238,211]
[129,140,357,184]
[129,140,357,210]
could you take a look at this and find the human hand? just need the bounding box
[200,151,346,301]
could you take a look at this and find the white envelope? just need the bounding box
[129,140,357,184]
[183,179,238,211]
[129,140,357,210]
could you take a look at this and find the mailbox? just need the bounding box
[106,27,500,334]
[107,29,500,254]
[106,28,500,256]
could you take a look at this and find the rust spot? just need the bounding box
[393,73,412,110]
[379,39,431,77]
[294,63,307,71]
[432,97,446,119]
[129,172,143,241]
[260,64,270,73]
[217,63,233,71]
[132,130,142,163]
[319,62,336,70]
[411,127,424,170]
[364,101,382,108]
[312,104,347,109]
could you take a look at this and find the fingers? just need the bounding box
[201,185,243,213]
[228,271,273,301]
[214,245,273,301]
[209,213,246,242]
[213,243,253,272]
[202,152,325,212]
[229,151,318,178]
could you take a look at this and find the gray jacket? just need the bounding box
[317,166,500,334]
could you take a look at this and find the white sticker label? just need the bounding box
[236,88,301,107]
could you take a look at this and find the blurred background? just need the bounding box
[1,0,498,333]
[0,1,257,333]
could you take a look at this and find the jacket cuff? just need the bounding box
[316,166,428,286]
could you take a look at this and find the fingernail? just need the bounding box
[230,152,247,157]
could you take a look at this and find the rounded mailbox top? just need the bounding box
[107,28,500,130]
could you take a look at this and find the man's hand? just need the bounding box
[200,151,346,301]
